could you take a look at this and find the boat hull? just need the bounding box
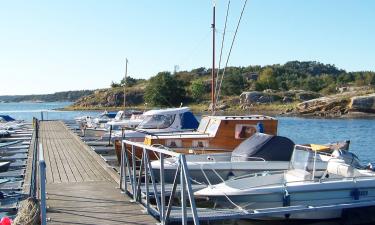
[197,178,375,219]
[151,158,289,184]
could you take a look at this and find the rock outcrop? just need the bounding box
[240,91,274,104]
[73,88,144,108]
[239,90,321,106]
[293,92,375,117]
[296,96,349,117]
[349,94,375,113]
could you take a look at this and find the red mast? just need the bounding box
[211,2,216,113]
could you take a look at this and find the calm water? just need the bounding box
[1,102,374,162]
[1,102,375,224]
[0,102,100,121]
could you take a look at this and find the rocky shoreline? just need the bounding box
[68,86,375,119]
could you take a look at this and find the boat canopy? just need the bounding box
[0,115,16,122]
[231,133,295,162]
[143,107,191,116]
[180,111,199,129]
[106,112,117,119]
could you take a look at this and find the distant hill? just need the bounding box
[70,61,375,109]
[0,90,94,103]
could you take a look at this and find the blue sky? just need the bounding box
[0,0,374,95]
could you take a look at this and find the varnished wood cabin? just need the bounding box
[143,115,278,154]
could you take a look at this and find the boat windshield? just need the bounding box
[137,114,176,129]
[289,148,316,172]
[197,117,210,133]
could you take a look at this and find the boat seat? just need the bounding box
[326,159,354,177]
[285,169,312,182]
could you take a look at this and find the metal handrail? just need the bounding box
[39,143,47,225]
[120,139,200,225]
[29,118,47,225]
[29,117,39,197]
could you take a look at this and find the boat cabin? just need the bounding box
[113,107,199,162]
[144,115,278,154]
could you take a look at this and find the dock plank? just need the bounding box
[39,121,157,224]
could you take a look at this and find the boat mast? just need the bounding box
[123,58,128,111]
[211,1,216,114]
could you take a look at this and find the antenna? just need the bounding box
[211,2,216,114]
[124,58,128,111]
[174,65,179,74]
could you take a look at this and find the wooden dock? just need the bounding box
[39,121,157,225]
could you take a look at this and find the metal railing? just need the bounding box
[29,117,39,197]
[119,140,200,225]
[39,143,47,225]
[29,118,47,225]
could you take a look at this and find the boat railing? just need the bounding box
[120,139,200,225]
[29,118,47,225]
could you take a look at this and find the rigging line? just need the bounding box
[214,0,231,110]
[215,0,249,105]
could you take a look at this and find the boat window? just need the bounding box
[192,140,209,148]
[114,111,123,120]
[206,119,220,136]
[197,117,210,133]
[235,124,257,139]
[137,114,176,129]
[290,149,315,172]
[166,139,182,148]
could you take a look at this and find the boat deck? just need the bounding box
[38,121,157,225]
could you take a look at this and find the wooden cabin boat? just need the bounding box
[115,115,278,164]
[143,115,278,154]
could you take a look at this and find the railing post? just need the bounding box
[119,142,125,190]
[181,155,200,225]
[108,125,113,146]
[144,148,150,213]
[160,153,166,223]
[131,145,136,200]
[180,155,187,225]
[30,118,39,198]
[39,143,47,225]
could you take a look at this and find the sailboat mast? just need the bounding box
[123,58,128,111]
[211,1,216,113]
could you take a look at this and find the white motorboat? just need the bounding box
[151,133,295,184]
[107,111,144,129]
[83,110,145,138]
[84,111,117,129]
[195,145,375,220]
[113,107,199,162]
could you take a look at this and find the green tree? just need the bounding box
[221,73,246,95]
[120,76,139,87]
[364,72,375,85]
[144,72,186,106]
[255,68,278,91]
[111,81,121,88]
[190,79,206,102]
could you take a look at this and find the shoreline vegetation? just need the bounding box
[3,61,375,119]
[69,61,375,118]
